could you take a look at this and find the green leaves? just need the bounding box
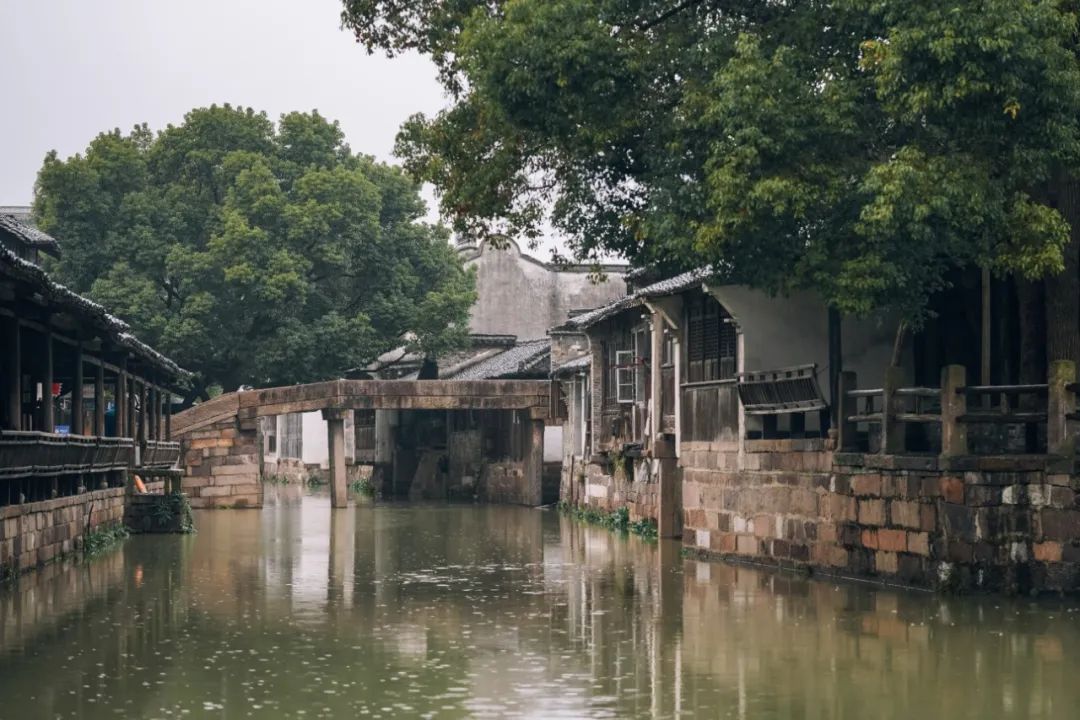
[34,104,475,396]
[344,0,1080,325]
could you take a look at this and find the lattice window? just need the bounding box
[616,350,636,404]
[686,294,737,383]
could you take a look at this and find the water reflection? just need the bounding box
[2,487,1079,718]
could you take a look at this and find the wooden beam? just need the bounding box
[116,366,127,439]
[4,317,20,430]
[43,332,54,432]
[71,343,84,435]
[95,361,105,436]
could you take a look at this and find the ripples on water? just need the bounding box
[2,484,1080,719]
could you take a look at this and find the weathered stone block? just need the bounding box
[858,498,886,526]
[875,550,899,574]
[890,500,921,529]
[907,532,930,556]
[851,474,882,497]
[1034,541,1063,563]
[877,528,907,553]
[940,476,965,504]
[736,535,758,556]
[1039,509,1080,542]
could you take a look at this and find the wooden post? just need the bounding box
[838,371,857,451]
[165,395,172,441]
[1048,360,1076,458]
[5,318,20,430]
[72,345,84,435]
[115,369,127,439]
[126,376,136,439]
[94,362,105,436]
[43,332,54,433]
[138,381,147,445]
[650,310,664,448]
[828,307,843,428]
[881,366,905,455]
[940,364,968,458]
[656,437,680,538]
[324,408,348,509]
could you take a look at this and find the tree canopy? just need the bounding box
[34,105,475,400]
[342,0,1080,339]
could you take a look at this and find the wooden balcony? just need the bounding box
[141,440,181,469]
[0,431,134,479]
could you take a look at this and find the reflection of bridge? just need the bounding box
[173,380,553,509]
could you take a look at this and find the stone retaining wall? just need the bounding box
[0,487,126,578]
[178,415,262,509]
[682,439,1080,593]
[560,456,660,523]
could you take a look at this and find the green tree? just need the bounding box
[34,105,475,402]
[343,0,1080,362]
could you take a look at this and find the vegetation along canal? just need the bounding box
[2,487,1080,719]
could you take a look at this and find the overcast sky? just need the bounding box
[0,0,446,211]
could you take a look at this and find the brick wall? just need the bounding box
[562,457,660,523]
[0,487,126,578]
[682,440,1080,593]
[179,417,263,509]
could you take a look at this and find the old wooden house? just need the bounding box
[1,214,189,574]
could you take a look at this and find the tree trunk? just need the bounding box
[891,320,908,368]
[1016,278,1046,386]
[1045,173,1080,366]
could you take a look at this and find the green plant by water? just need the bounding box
[150,492,196,533]
[83,523,130,556]
[349,478,376,497]
[558,502,658,540]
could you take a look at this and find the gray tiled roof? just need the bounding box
[552,354,591,376]
[446,339,551,380]
[0,213,61,256]
[558,266,715,330]
[0,242,191,382]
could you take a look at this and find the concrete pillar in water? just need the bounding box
[324,408,349,508]
[524,415,545,506]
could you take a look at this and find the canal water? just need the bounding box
[2,487,1080,719]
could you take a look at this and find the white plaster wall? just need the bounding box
[302,411,327,467]
[708,286,906,399]
[543,426,563,463]
[465,240,627,338]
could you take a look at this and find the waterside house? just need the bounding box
[0,214,190,576]
[553,267,1080,594]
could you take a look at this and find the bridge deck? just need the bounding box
[174,379,552,437]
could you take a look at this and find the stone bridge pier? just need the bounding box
[172,380,553,509]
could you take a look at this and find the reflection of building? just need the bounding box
[0,213,189,577]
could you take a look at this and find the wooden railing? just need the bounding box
[141,440,181,469]
[839,361,1077,457]
[0,431,134,479]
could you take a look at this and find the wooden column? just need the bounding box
[94,361,105,436]
[165,394,172,441]
[880,366,904,455]
[837,371,857,451]
[1048,360,1077,459]
[71,345,84,435]
[940,365,968,458]
[126,376,136,439]
[116,369,127,438]
[42,332,54,433]
[148,386,158,440]
[324,408,349,509]
[138,381,147,445]
[828,307,843,429]
[650,310,664,448]
[5,318,20,430]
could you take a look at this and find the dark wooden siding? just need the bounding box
[681,382,740,443]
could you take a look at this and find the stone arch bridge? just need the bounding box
[172,380,554,509]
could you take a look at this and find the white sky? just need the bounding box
[0,0,446,214]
